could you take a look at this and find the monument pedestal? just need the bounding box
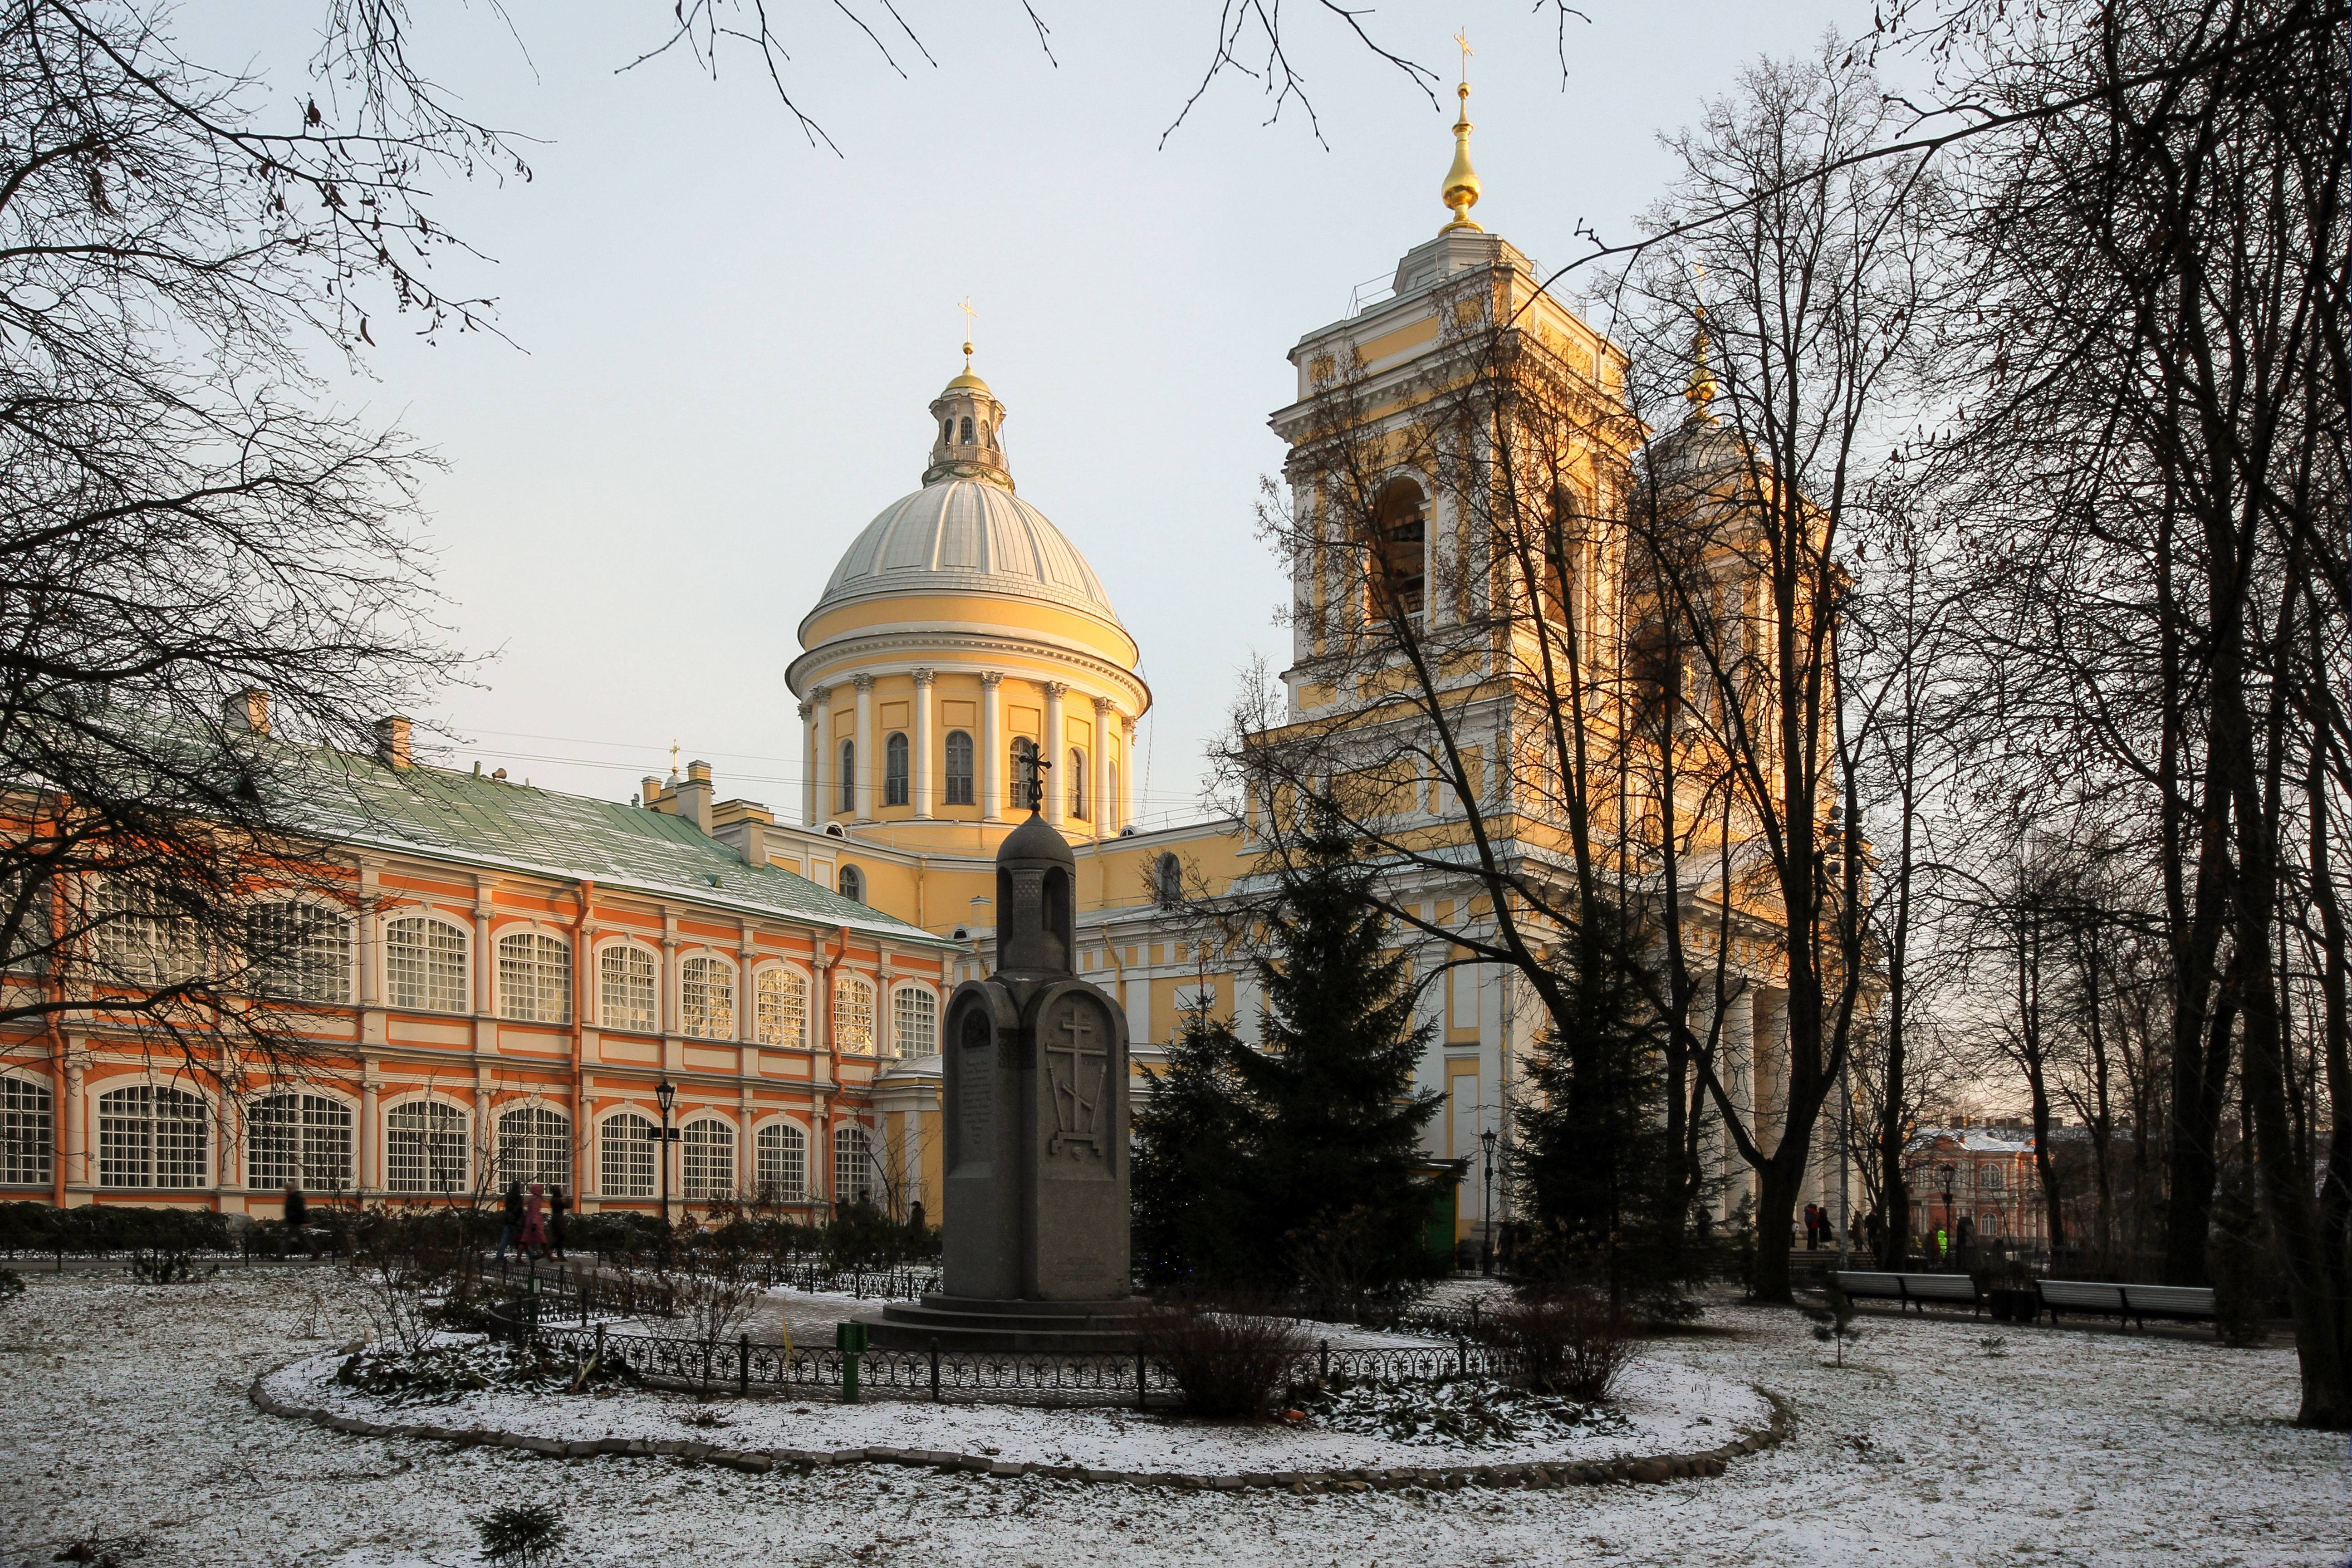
[865,1293,1150,1354]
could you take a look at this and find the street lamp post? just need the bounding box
[1938,1162,1956,1267]
[1478,1127,1498,1276]
[655,1078,677,1228]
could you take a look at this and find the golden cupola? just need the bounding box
[926,343,1014,490]
[1439,48,1483,232]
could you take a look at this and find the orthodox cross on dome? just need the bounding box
[1045,1000,1109,1158]
[668,740,680,778]
[1440,27,1483,233]
[958,295,978,368]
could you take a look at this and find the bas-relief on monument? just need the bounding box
[867,800,1147,1352]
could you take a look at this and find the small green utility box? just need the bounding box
[834,1320,868,1401]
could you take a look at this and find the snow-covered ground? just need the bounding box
[1,1270,2340,1566]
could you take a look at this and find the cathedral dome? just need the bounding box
[805,477,1123,631]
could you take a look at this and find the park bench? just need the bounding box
[2035,1279,2219,1331]
[1830,1270,1984,1316]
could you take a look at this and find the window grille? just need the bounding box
[496,1105,572,1188]
[246,1093,353,1191]
[0,1077,53,1185]
[833,973,876,1054]
[385,916,468,1012]
[944,730,974,805]
[681,956,735,1039]
[246,902,353,1002]
[838,740,856,813]
[496,931,572,1022]
[600,945,657,1032]
[384,1101,469,1194]
[90,881,197,990]
[754,967,807,1047]
[755,1122,806,1202]
[600,1113,657,1199]
[892,986,936,1058]
[884,732,909,807]
[681,1118,735,1199]
[98,1084,207,1188]
[833,1124,876,1207]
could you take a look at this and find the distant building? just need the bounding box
[1905,1127,2045,1248]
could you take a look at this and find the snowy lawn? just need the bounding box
[1,1270,2340,1566]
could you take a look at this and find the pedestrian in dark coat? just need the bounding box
[497,1179,526,1259]
[547,1185,570,1261]
[283,1181,308,1228]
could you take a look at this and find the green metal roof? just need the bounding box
[289,748,949,948]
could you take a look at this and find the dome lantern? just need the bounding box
[926,348,1014,490]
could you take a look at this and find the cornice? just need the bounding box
[788,631,1151,714]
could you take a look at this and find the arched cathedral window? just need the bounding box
[944,730,974,805]
[884,732,909,807]
[838,740,856,813]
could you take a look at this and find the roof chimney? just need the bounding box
[224,688,270,736]
[673,760,715,833]
[374,715,412,771]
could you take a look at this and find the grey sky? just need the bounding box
[210,0,1862,824]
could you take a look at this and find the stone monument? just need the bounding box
[867,800,1146,1352]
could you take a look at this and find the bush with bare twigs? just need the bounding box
[1140,1306,1313,1420]
[1485,1289,1637,1403]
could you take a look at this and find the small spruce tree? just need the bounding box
[1233,810,1444,1294]
[1131,1004,1252,1287]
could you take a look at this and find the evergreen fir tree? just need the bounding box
[1513,892,1700,1306]
[1130,1004,1251,1287]
[1235,810,1444,1293]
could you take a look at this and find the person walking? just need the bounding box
[1865,1209,1885,1263]
[282,1181,308,1228]
[520,1182,549,1259]
[496,1179,526,1260]
[547,1184,570,1261]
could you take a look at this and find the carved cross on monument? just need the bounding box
[1044,1000,1108,1158]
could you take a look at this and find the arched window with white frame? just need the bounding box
[599,943,657,1033]
[754,966,807,1047]
[385,915,468,1012]
[1,1076,53,1186]
[883,732,910,807]
[384,1099,469,1194]
[837,864,864,904]
[944,730,974,806]
[681,956,735,1039]
[1068,748,1087,819]
[246,902,353,1002]
[89,880,198,990]
[247,1093,354,1192]
[833,972,876,1054]
[833,1124,877,1207]
[755,1122,806,1202]
[497,931,572,1022]
[600,1112,657,1199]
[98,1083,207,1188]
[838,740,856,813]
[496,1105,572,1188]
[891,985,936,1058]
[681,1117,735,1199]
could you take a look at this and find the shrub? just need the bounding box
[0,1266,23,1306]
[1139,1306,1311,1420]
[1487,1288,1636,1403]
[475,1501,568,1566]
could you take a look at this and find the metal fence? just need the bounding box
[498,1308,1528,1409]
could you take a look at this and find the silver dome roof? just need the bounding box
[807,478,1122,628]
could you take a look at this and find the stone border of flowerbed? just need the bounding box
[249,1367,1793,1494]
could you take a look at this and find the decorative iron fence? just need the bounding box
[496,1308,1529,1409]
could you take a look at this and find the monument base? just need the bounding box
[862,1293,1152,1354]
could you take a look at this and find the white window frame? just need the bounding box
[599,1110,657,1199]
[833,1122,877,1207]
[754,1119,808,1202]
[598,941,659,1033]
[680,1115,735,1200]
[245,899,355,1003]
[495,1103,573,1188]
[384,913,469,1013]
[89,879,199,990]
[890,984,937,1059]
[680,954,736,1040]
[245,1090,355,1192]
[833,972,877,1055]
[0,1075,54,1186]
[97,1082,209,1189]
[382,1096,470,1194]
[497,929,573,1023]
[753,964,809,1048]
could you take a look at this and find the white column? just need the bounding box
[1043,681,1067,827]
[358,1065,380,1193]
[799,697,818,825]
[808,686,830,823]
[853,675,875,823]
[911,668,935,818]
[1122,718,1138,830]
[980,672,1005,822]
[471,880,494,1015]
[1090,697,1112,841]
